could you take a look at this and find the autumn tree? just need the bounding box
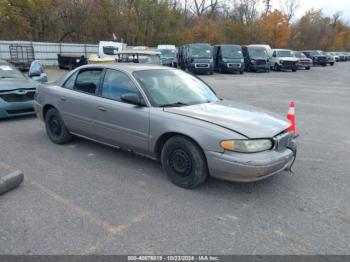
[261,10,291,48]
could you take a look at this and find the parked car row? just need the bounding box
[171,43,350,75]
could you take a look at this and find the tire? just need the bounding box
[292,68,297,72]
[240,70,244,74]
[45,108,72,144]
[161,136,208,188]
[274,63,280,71]
[330,62,334,66]
[306,66,310,70]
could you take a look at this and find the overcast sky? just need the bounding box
[270,0,350,20]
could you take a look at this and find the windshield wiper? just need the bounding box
[159,102,189,107]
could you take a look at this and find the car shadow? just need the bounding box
[0,114,37,123]
[64,136,293,199]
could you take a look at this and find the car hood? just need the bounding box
[164,100,290,138]
[0,78,37,92]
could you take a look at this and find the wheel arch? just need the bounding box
[154,132,207,162]
[42,104,56,120]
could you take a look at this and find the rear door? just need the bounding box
[94,69,150,153]
[58,68,103,138]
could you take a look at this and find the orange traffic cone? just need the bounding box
[286,101,298,137]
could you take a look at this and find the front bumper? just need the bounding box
[0,100,35,119]
[250,64,270,72]
[206,147,295,182]
[222,62,244,72]
[297,62,312,68]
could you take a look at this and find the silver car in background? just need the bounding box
[34,64,297,188]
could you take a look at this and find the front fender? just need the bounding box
[149,108,246,156]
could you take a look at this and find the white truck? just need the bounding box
[89,41,127,64]
[270,49,298,72]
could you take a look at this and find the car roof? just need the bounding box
[273,49,292,51]
[75,63,173,74]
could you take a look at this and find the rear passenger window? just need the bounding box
[101,69,139,101]
[74,69,103,94]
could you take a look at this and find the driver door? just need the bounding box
[94,69,150,154]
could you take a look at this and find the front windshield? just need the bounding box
[221,46,243,59]
[191,45,212,59]
[159,49,176,58]
[276,50,293,57]
[0,64,24,79]
[248,47,268,58]
[133,69,219,107]
[309,51,319,56]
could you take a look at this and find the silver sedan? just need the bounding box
[34,64,296,188]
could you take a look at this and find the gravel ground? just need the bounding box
[0,62,350,255]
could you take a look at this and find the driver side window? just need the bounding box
[101,69,139,102]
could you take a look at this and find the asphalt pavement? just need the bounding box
[0,63,350,254]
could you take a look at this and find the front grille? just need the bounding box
[6,108,34,115]
[256,59,266,65]
[0,91,35,102]
[281,61,295,67]
[316,56,327,62]
[227,63,241,68]
[195,63,209,68]
[274,132,293,151]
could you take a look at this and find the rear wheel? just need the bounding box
[161,136,208,188]
[45,108,72,144]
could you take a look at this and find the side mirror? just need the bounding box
[121,93,144,106]
[29,60,44,77]
[31,73,48,83]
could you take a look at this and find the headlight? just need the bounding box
[250,59,256,64]
[220,139,273,153]
[210,58,213,63]
[241,58,244,63]
[222,58,227,62]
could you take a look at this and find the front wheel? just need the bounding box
[45,108,72,144]
[330,62,334,66]
[305,66,311,70]
[161,136,208,188]
[274,63,281,71]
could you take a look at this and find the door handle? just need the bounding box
[97,106,107,112]
[60,96,66,101]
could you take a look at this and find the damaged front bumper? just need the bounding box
[205,139,297,182]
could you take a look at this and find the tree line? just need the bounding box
[0,0,349,51]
